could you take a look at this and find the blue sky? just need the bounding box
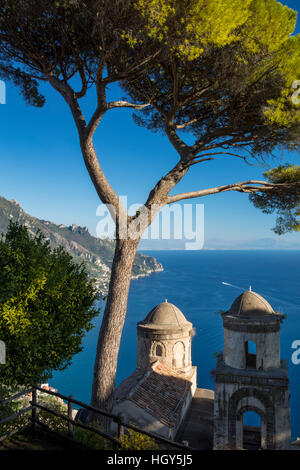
[0,0,299,248]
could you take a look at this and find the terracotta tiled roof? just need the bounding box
[129,361,192,427]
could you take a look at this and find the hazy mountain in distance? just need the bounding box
[203,237,300,250]
[140,236,300,250]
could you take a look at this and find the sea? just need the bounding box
[50,250,300,440]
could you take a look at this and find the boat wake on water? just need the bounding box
[221,281,300,310]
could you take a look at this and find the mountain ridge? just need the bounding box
[0,196,163,294]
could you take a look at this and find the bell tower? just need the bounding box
[213,288,291,450]
[137,300,196,388]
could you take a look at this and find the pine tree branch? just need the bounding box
[167,181,278,204]
[107,101,151,110]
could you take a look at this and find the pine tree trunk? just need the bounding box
[90,236,139,427]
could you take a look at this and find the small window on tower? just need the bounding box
[155,344,163,356]
[245,341,257,368]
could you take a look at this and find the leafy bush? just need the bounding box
[0,385,30,439]
[120,428,159,450]
[0,221,100,387]
[73,420,158,450]
[35,393,69,434]
[0,385,69,439]
[73,422,114,450]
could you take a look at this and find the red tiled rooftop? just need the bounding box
[129,361,192,427]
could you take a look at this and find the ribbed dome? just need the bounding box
[229,289,275,318]
[141,301,191,328]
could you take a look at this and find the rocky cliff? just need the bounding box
[0,196,163,294]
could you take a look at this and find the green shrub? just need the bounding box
[35,393,69,434]
[73,422,114,450]
[0,386,69,439]
[0,385,31,439]
[0,221,100,388]
[120,428,159,450]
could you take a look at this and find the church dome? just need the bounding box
[228,288,275,318]
[140,301,192,329]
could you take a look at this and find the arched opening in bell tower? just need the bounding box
[245,340,257,368]
[155,344,163,357]
[242,411,262,450]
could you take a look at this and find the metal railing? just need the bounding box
[0,388,34,442]
[0,385,194,450]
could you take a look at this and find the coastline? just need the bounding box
[98,264,164,296]
[131,265,164,281]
